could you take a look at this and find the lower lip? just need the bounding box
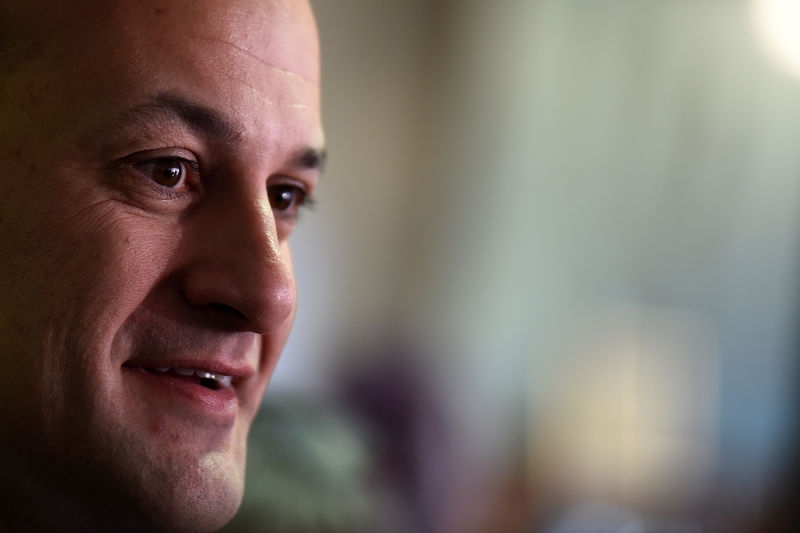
[125,367,238,422]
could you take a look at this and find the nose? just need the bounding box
[180,191,296,334]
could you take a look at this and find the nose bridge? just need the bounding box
[182,189,296,334]
[249,199,282,264]
[248,199,296,319]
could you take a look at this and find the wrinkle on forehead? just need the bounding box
[175,0,320,85]
[0,0,321,151]
[209,64,319,114]
[186,34,318,85]
[4,0,319,74]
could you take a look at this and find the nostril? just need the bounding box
[207,303,248,322]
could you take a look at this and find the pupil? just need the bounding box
[275,189,293,209]
[158,164,182,186]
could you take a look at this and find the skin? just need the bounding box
[0,0,322,531]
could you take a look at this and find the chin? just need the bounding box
[153,475,243,533]
[120,451,246,533]
[66,411,250,533]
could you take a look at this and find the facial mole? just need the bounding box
[154,7,166,15]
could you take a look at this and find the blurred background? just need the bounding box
[223,1,800,531]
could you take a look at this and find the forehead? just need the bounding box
[5,0,321,152]
[12,0,317,72]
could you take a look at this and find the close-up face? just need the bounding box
[0,0,322,530]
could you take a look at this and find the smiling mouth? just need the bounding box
[140,366,233,390]
[121,361,241,420]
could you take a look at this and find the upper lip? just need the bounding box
[117,316,262,387]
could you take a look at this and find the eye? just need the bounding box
[268,184,308,214]
[132,157,199,189]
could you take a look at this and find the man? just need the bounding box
[0,0,323,531]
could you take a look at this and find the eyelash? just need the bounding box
[132,156,199,193]
[128,155,315,218]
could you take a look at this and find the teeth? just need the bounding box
[156,367,233,387]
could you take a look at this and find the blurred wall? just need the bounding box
[263,1,800,531]
[275,0,439,393]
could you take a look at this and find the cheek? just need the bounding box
[1,156,181,325]
[27,197,183,355]
[44,209,183,427]
[64,213,182,334]
[0,187,182,440]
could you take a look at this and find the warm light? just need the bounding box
[528,305,720,511]
[752,0,800,80]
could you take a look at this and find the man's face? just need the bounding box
[0,0,321,530]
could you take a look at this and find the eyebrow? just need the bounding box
[91,92,326,173]
[146,92,246,143]
[290,146,327,172]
